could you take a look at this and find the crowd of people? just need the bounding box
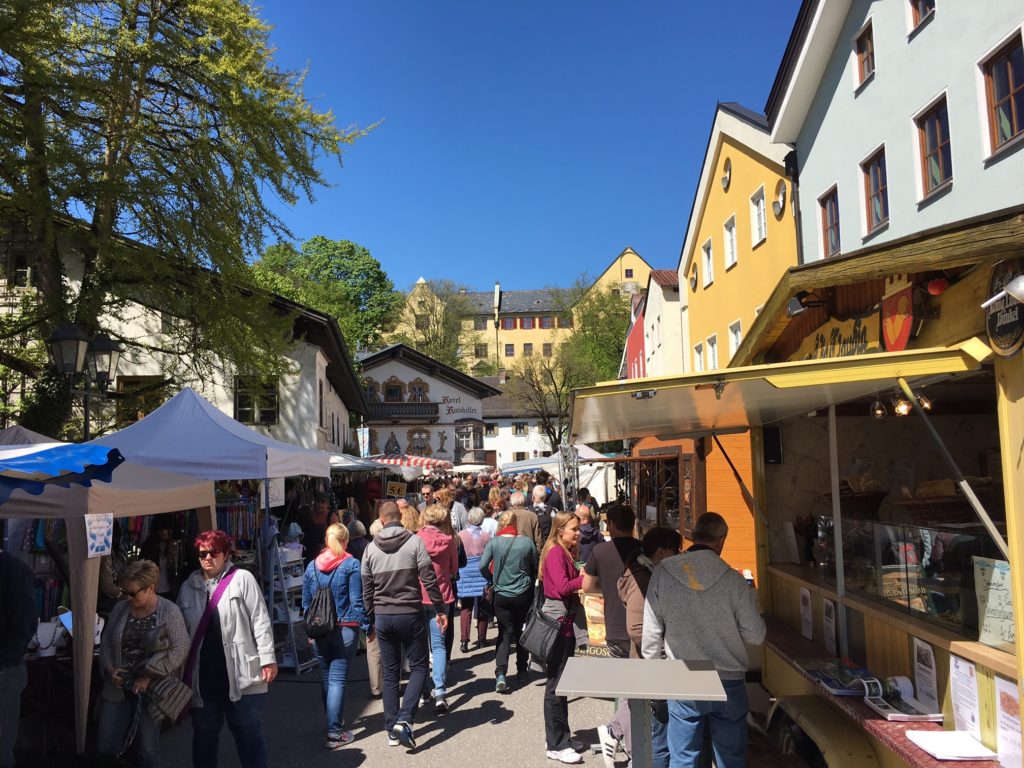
[0,469,765,768]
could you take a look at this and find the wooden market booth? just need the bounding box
[569,209,1024,766]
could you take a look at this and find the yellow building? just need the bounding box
[678,102,799,372]
[391,247,652,371]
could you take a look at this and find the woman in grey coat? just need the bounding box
[97,559,190,767]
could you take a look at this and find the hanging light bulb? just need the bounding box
[916,393,933,411]
[893,397,913,416]
[870,398,887,419]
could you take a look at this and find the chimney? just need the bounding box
[498,368,507,385]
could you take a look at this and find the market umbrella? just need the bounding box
[369,454,454,470]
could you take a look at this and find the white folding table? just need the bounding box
[556,657,726,767]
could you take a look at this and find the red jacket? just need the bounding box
[417,526,458,605]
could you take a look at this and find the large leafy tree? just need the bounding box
[252,237,403,351]
[0,0,364,434]
[554,276,633,383]
[506,348,596,451]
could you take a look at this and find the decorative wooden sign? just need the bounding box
[790,311,881,361]
[986,258,1024,358]
[881,285,914,351]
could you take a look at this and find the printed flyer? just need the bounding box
[994,676,1021,768]
[85,513,113,558]
[950,655,981,741]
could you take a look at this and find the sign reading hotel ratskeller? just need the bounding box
[791,312,881,361]
[986,258,1024,358]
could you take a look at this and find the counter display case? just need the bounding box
[824,517,1009,646]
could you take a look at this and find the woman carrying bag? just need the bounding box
[538,511,584,765]
[177,530,277,768]
[97,559,190,768]
[302,523,368,750]
[479,509,537,693]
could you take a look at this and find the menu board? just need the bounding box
[974,556,1015,650]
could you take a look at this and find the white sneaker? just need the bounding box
[597,724,619,768]
[546,748,584,764]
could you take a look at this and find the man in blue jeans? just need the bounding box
[361,501,447,750]
[0,550,35,768]
[641,513,765,768]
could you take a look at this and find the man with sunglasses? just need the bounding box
[177,530,276,768]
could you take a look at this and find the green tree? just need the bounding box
[252,237,403,350]
[0,0,366,432]
[392,279,480,371]
[506,350,595,451]
[555,276,633,384]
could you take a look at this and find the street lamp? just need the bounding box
[46,324,123,439]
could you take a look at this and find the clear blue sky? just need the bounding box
[254,0,801,292]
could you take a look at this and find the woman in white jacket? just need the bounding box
[177,530,277,768]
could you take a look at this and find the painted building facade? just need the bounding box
[678,102,798,372]
[358,344,500,464]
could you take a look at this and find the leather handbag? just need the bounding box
[145,676,192,723]
[518,582,565,662]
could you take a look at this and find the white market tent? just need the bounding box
[329,452,383,471]
[91,386,331,480]
[0,429,215,753]
[499,444,615,506]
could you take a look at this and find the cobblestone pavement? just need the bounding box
[154,641,798,768]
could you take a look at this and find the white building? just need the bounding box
[479,374,553,468]
[358,344,500,464]
[643,270,683,377]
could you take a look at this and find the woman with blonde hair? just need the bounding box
[301,523,368,750]
[539,511,584,764]
[416,504,459,711]
[399,500,421,533]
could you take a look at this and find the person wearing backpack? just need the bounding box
[302,523,368,751]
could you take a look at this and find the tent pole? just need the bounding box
[710,433,767,527]
[66,516,101,754]
[897,377,1009,560]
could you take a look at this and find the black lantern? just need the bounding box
[86,332,122,391]
[47,323,91,376]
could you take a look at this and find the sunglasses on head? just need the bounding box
[197,549,221,559]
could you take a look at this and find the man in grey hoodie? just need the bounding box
[641,513,765,768]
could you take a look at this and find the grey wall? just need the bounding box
[796,1,1024,261]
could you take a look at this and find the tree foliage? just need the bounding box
[252,237,403,351]
[506,350,595,451]
[0,0,364,431]
[391,279,481,372]
[555,276,633,384]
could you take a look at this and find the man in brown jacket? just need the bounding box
[509,491,543,550]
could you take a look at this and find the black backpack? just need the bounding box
[304,566,338,639]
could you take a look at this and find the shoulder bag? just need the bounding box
[518,580,565,662]
[182,566,238,688]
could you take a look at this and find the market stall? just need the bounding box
[570,337,1020,765]
[498,444,616,507]
[0,451,215,754]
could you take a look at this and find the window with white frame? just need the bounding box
[707,335,719,370]
[750,187,767,245]
[234,376,279,425]
[723,216,737,268]
[513,422,528,436]
[728,320,742,358]
[982,33,1024,153]
[702,240,714,287]
[693,342,704,373]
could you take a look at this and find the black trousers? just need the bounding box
[543,634,576,750]
[492,590,533,675]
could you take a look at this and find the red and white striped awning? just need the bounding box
[369,455,454,470]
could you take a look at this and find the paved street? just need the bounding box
[159,641,795,768]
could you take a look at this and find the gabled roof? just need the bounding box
[593,246,652,285]
[649,270,679,288]
[677,102,790,277]
[357,344,502,399]
[765,0,851,143]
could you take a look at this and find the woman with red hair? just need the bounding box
[177,530,276,768]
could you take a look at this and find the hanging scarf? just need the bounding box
[497,525,518,537]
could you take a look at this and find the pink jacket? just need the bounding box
[417,526,459,605]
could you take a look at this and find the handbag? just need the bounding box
[145,676,192,723]
[518,581,565,662]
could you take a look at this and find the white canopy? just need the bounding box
[329,452,383,471]
[92,386,330,479]
[0,434,215,754]
[498,445,613,506]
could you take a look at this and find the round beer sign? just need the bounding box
[986,258,1024,357]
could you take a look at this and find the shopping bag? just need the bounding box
[518,583,564,662]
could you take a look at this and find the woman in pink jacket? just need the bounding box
[417,504,459,712]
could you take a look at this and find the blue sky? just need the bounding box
[255,1,802,292]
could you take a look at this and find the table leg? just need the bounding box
[628,698,652,768]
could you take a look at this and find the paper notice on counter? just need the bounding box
[913,637,940,714]
[950,655,981,740]
[994,676,1021,767]
[85,513,113,558]
[800,587,813,641]
[822,598,836,655]
[975,556,1016,649]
